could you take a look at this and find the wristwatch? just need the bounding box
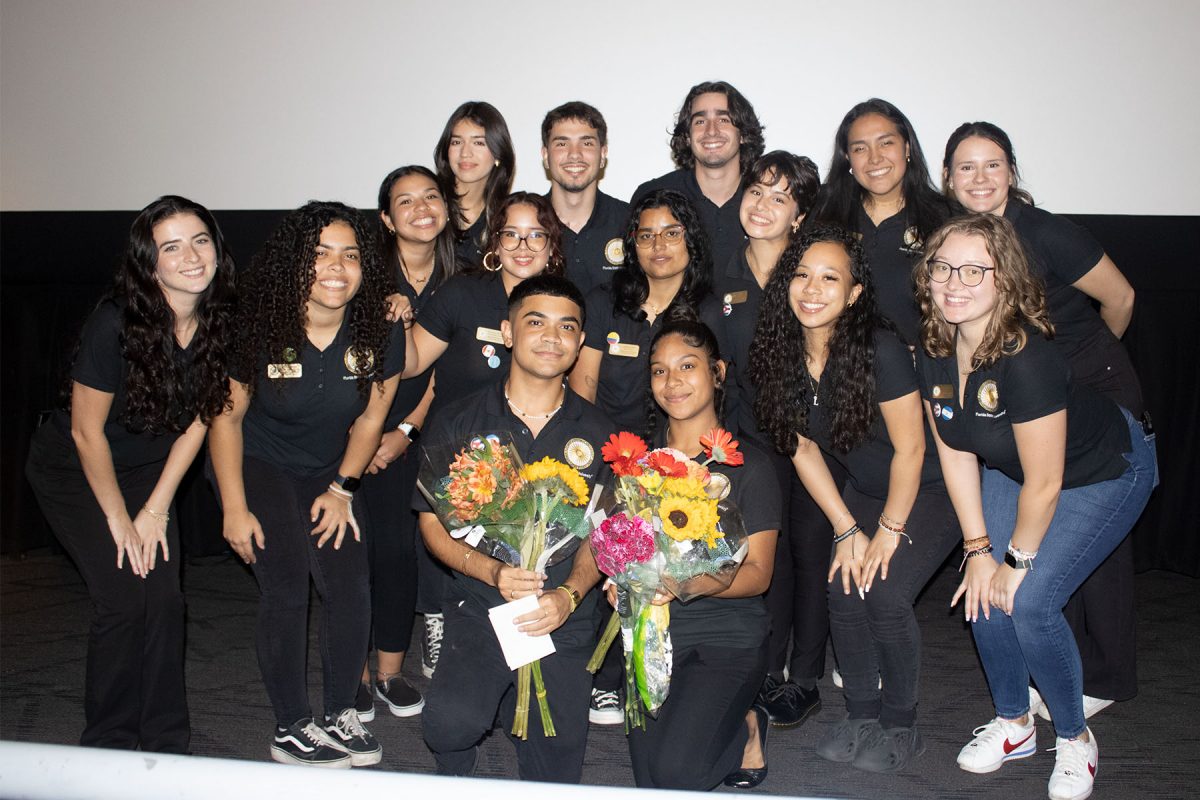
[557,584,581,613]
[397,421,421,442]
[1004,549,1035,570]
[333,474,361,494]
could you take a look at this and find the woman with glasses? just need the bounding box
[570,189,724,434]
[809,98,957,346]
[750,224,959,772]
[434,102,516,269]
[913,214,1155,800]
[942,123,1143,723]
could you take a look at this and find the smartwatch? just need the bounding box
[1004,549,1035,570]
[333,474,361,494]
[398,421,421,442]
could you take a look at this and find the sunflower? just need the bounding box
[659,495,719,545]
[661,476,709,500]
[521,457,590,506]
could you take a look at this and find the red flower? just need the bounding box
[700,428,744,466]
[601,432,647,476]
[645,449,689,477]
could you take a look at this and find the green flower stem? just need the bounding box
[512,663,531,740]
[586,610,622,673]
[531,659,556,736]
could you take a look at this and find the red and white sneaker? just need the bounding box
[1048,728,1097,800]
[957,715,1037,773]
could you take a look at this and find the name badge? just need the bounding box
[723,290,748,305]
[476,326,505,344]
[608,342,640,358]
[268,363,302,379]
[930,383,954,399]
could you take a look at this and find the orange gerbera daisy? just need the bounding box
[645,449,689,478]
[700,427,744,466]
[601,432,647,476]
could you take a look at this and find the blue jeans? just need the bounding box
[972,409,1157,738]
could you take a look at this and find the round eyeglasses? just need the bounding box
[497,229,549,252]
[927,260,994,287]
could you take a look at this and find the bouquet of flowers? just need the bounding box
[586,429,749,730]
[418,431,598,739]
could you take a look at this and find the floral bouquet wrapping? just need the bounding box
[585,429,750,730]
[417,431,600,739]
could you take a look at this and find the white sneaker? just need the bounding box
[1048,727,1098,800]
[1027,689,1114,723]
[1082,695,1113,719]
[1030,686,1052,721]
[421,613,444,679]
[957,715,1037,774]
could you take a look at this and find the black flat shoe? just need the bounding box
[724,704,769,789]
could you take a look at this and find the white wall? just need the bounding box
[1,0,1196,214]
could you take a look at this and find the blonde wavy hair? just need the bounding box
[914,214,1053,370]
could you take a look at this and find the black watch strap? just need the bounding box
[1003,550,1034,570]
[334,474,361,494]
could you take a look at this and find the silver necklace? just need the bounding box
[505,387,564,420]
[807,373,819,406]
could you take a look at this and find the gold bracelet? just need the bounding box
[142,505,169,523]
[556,584,579,614]
[460,550,473,573]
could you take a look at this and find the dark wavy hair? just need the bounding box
[646,310,727,440]
[915,214,1053,370]
[233,201,392,396]
[941,121,1036,207]
[80,195,235,432]
[669,81,765,172]
[611,190,713,320]
[809,98,956,245]
[739,150,822,217]
[750,223,891,455]
[377,165,458,293]
[433,101,515,254]
[481,192,566,277]
[541,101,607,146]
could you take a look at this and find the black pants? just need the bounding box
[360,446,419,653]
[764,451,848,683]
[628,641,766,790]
[238,456,370,726]
[827,485,960,729]
[422,599,592,782]
[25,424,189,752]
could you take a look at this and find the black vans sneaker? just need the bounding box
[271,718,351,768]
[375,675,424,717]
[355,681,376,722]
[323,708,382,766]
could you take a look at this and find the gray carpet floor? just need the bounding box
[2,550,1197,799]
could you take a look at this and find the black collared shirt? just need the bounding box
[854,205,924,345]
[418,271,511,415]
[583,284,729,433]
[713,248,768,443]
[548,190,630,297]
[415,382,616,654]
[915,331,1130,489]
[234,313,406,478]
[632,169,746,272]
[387,266,444,428]
[454,215,486,270]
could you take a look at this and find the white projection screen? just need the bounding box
[1,0,1197,215]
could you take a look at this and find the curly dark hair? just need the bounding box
[433,101,515,254]
[749,223,892,455]
[809,98,957,245]
[84,195,235,432]
[612,190,713,320]
[377,164,459,291]
[669,81,765,172]
[233,201,392,396]
[645,310,727,441]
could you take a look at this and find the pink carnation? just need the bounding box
[592,512,656,576]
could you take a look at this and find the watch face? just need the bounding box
[338,476,362,493]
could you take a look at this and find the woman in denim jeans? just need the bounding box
[913,214,1156,800]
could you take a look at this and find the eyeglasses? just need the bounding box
[927,260,994,287]
[634,225,686,249]
[497,229,549,252]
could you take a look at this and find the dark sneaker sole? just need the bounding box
[270,746,352,768]
[769,699,822,729]
[376,688,425,718]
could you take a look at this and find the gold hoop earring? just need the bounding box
[482,251,502,272]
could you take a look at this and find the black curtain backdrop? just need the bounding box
[2,210,1197,573]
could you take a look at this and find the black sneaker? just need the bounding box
[355,681,375,722]
[853,725,926,773]
[322,708,382,767]
[588,688,623,725]
[376,675,424,717]
[271,718,351,768]
[756,674,783,717]
[763,680,821,728]
[421,613,444,679]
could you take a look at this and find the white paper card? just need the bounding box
[487,594,557,670]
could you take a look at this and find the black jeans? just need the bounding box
[628,641,767,790]
[239,456,370,726]
[422,599,592,782]
[360,446,419,653]
[827,485,960,729]
[25,424,189,752]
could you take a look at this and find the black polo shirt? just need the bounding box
[51,299,193,469]
[234,313,406,478]
[655,429,781,653]
[713,249,769,443]
[1004,201,1142,416]
[386,266,444,428]
[632,169,745,273]
[415,381,616,655]
[417,271,511,415]
[915,331,1131,489]
[454,215,486,270]
[806,329,943,499]
[582,284,729,433]
[854,205,924,346]
[548,190,630,297]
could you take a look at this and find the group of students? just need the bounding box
[26,81,1156,800]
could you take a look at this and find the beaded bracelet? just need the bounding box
[962,536,991,552]
[959,544,994,571]
[878,515,912,544]
[833,524,861,544]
